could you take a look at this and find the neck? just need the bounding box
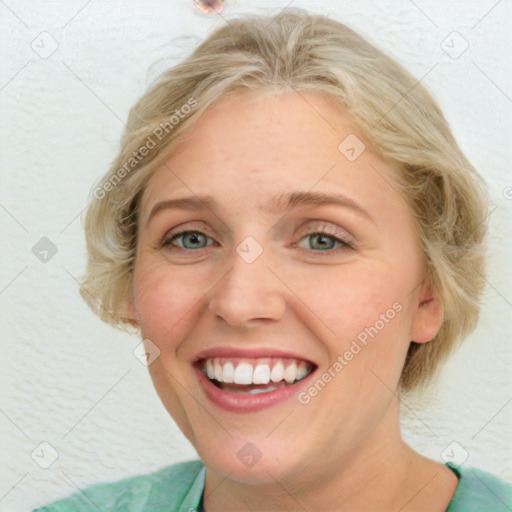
[203,399,421,512]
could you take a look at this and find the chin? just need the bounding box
[196,434,303,485]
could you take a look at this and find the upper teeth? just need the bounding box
[202,358,312,385]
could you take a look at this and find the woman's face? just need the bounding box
[128,91,442,484]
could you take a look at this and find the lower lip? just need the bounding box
[195,366,316,413]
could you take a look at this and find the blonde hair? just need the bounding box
[81,8,488,391]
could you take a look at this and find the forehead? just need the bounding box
[159,91,360,171]
[139,91,405,220]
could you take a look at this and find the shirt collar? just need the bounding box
[179,465,206,511]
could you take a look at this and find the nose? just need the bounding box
[207,246,287,327]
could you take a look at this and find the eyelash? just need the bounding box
[160,224,353,255]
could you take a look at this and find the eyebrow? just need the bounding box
[146,190,375,226]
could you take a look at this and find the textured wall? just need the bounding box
[1,1,511,510]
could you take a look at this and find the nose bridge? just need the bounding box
[207,236,286,326]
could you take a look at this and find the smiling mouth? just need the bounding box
[199,357,315,395]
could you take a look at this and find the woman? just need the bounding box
[34,8,511,512]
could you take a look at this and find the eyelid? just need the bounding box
[161,220,352,241]
[298,221,355,244]
[161,222,216,241]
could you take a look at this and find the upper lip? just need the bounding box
[193,346,317,366]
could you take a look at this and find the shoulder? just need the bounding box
[31,459,205,511]
[447,463,512,512]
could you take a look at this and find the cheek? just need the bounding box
[297,261,416,387]
[295,262,411,340]
[133,260,207,341]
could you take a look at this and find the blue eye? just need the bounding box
[163,230,214,250]
[161,227,353,254]
[303,233,345,251]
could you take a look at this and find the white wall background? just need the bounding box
[1,1,511,510]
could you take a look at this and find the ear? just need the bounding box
[124,299,140,328]
[410,283,444,343]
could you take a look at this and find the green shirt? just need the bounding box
[33,460,512,512]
